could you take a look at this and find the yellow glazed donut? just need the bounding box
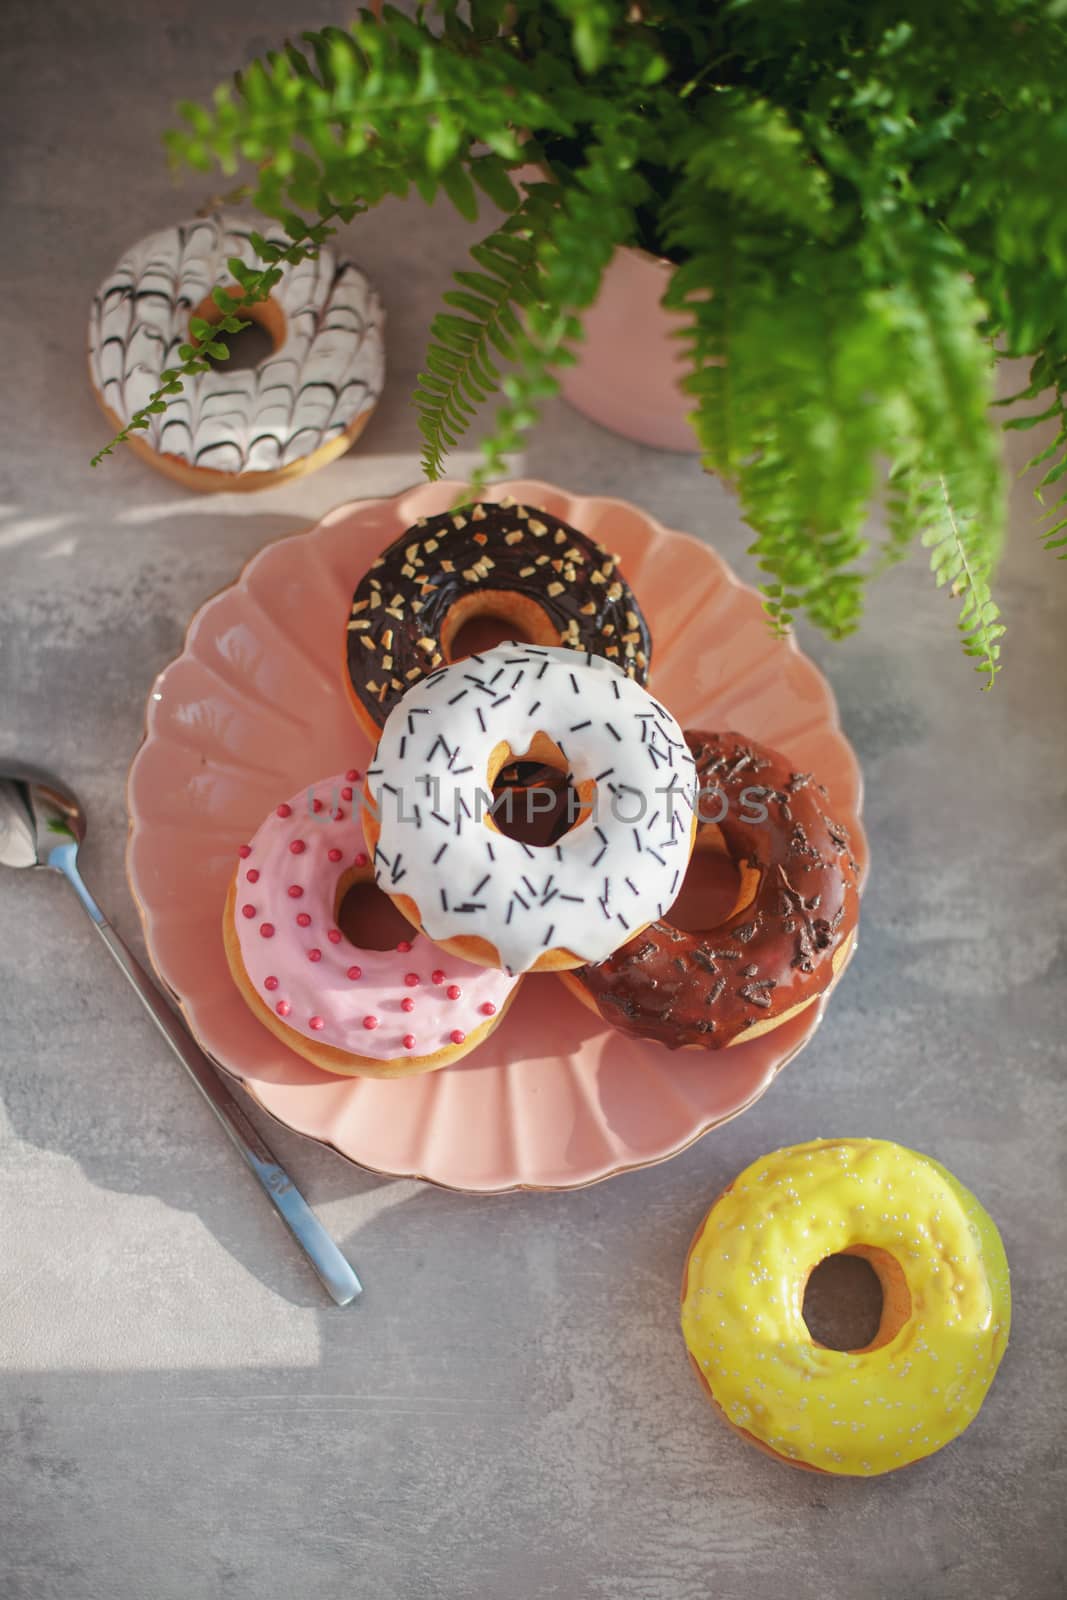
[680,1139,1010,1477]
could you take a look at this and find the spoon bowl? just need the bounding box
[0,764,86,871]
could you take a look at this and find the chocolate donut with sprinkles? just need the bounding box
[344,498,652,738]
[362,645,697,974]
[560,730,860,1047]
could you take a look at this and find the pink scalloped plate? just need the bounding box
[126,479,867,1193]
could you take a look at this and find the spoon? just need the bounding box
[0,763,361,1306]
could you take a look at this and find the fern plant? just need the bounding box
[95,1,1067,685]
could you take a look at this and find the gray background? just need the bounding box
[2,5,1064,1597]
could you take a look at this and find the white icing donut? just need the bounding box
[231,771,517,1065]
[89,213,385,479]
[367,645,697,973]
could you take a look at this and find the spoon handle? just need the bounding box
[60,850,361,1303]
[95,921,362,1305]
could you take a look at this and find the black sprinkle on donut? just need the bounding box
[344,499,652,729]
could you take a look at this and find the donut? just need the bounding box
[344,498,652,737]
[89,214,385,491]
[223,772,519,1077]
[680,1139,1011,1476]
[363,644,697,973]
[560,730,859,1047]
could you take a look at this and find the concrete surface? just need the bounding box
[1,4,1065,1598]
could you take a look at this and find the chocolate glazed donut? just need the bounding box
[344,499,652,736]
[560,731,860,1049]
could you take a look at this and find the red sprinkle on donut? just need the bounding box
[289,839,306,855]
[450,1029,465,1045]
[296,912,312,928]
[363,1015,379,1030]
[479,1002,496,1016]
[308,949,322,963]
[346,965,362,980]
[264,976,279,992]
[260,923,275,938]
[401,997,415,1013]
[328,847,342,863]
[276,804,292,819]
[346,769,360,782]
[333,808,344,821]
[354,852,369,868]
[341,786,353,801]
[238,844,252,859]
[288,885,303,898]
[447,985,461,1000]
[246,868,260,883]
[276,999,291,1016]
[327,929,342,944]
[311,798,323,813]
[403,1033,416,1050]
[404,973,419,987]
[432,969,446,985]
[309,1015,325,1030]
[241,904,256,919]
[397,940,412,953]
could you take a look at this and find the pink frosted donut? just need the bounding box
[223,771,520,1077]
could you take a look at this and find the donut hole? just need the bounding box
[803,1246,910,1353]
[664,825,760,933]
[189,286,286,373]
[336,878,413,951]
[485,733,594,848]
[449,612,531,660]
[441,591,558,663]
[206,320,276,372]
[667,838,745,933]
[490,765,583,848]
[803,1254,883,1351]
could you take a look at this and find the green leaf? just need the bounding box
[470,155,520,213]
[427,115,463,173]
[440,161,479,221]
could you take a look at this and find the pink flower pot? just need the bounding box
[560,245,702,453]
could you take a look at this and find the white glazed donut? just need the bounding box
[89,213,385,491]
[363,644,698,973]
[223,770,519,1078]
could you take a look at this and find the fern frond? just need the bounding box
[999,353,1067,556]
[677,90,833,235]
[466,146,645,485]
[416,216,544,479]
[919,474,1005,688]
[665,145,1005,656]
[166,10,576,226]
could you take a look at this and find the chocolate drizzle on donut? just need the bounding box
[89,214,384,474]
[346,500,652,727]
[570,731,860,1049]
